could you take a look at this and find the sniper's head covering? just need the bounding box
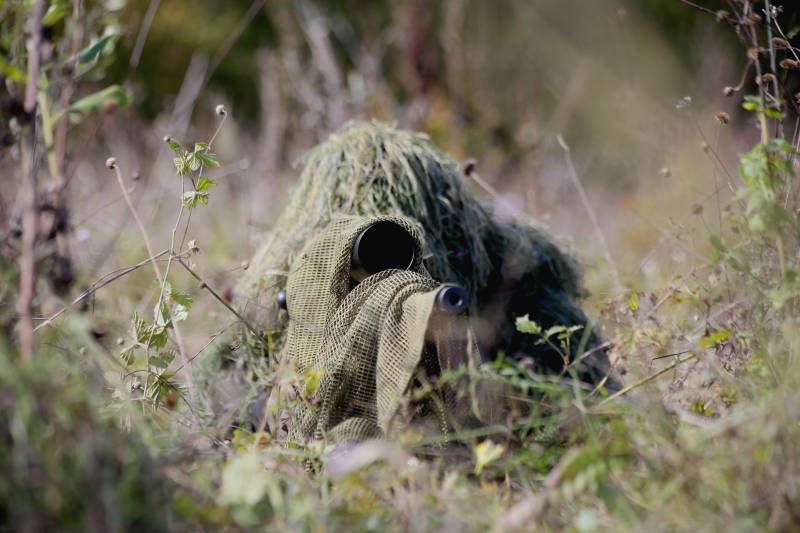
[196,121,617,432]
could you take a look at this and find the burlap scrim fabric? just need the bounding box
[281,215,494,445]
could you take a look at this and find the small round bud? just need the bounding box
[760,73,776,84]
[215,104,227,116]
[105,157,117,169]
[198,281,208,289]
[723,86,735,97]
[715,111,730,124]
[116,337,125,346]
[780,58,799,70]
[163,135,172,143]
[701,141,710,153]
[240,261,249,270]
[747,47,760,60]
[131,170,141,181]
[658,167,671,178]
[715,10,728,22]
[79,346,87,355]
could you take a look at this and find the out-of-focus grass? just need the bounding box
[4,0,800,531]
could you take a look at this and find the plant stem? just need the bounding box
[598,353,698,406]
[176,258,262,339]
[17,0,45,362]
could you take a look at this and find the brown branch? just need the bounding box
[18,0,45,362]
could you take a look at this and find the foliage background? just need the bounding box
[2,0,800,531]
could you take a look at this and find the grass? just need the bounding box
[3,0,800,531]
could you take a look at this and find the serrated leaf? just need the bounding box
[182,190,209,209]
[151,350,176,370]
[166,139,185,156]
[170,289,193,308]
[174,156,189,176]
[197,152,220,168]
[119,345,136,366]
[187,153,202,172]
[196,177,217,192]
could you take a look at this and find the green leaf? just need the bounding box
[170,289,193,308]
[302,368,324,397]
[699,329,731,348]
[76,32,118,63]
[187,153,202,172]
[151,350,176,370]
[154,299,171,328]
[197,152,220,168]
[68,84,132,117]
[166,139,185,156]
[2,63,26,83]
[119,345,135,366]
[174,156,189,176]
[628,292,639,312]
[171,302,189,323]
[42,2,69,26]
[515,314,542,335]
[474,440,505,475]
[132,312,168,349]
[182,190,209,209]
[196,177,217,192]
[544,324,582,340]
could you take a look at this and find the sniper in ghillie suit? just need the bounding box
[197,121,619,447]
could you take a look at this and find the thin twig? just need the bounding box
[172,321,236,376]
[176,258,262,339]
[556,134,623,291]
[33,249,170,332]
[598,352,698,406]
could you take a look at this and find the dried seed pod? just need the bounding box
[756,72,775,85]
[780,58,799,70]
[715,111,731,124]
[772,37,789,48]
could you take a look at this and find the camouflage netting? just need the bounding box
[277,215,496,444]
[196,121,618,433]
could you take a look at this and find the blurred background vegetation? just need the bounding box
[4,0,800,530]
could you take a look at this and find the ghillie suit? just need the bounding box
[196,121,618,439]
